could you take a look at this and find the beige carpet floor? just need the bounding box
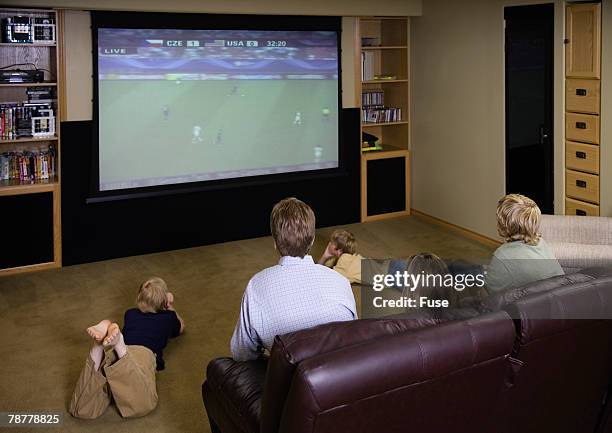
[0,216,494,433]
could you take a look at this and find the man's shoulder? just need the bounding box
[248,261,350,287]
[249,264,283,284]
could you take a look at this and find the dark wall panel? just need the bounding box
[0,192,54,269]
[61,108,360,265]
[366,157,406,216]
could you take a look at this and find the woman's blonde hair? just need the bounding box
[496,194,542,246]
[137,277,168,313]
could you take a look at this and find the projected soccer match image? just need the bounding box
[97,28,339,191]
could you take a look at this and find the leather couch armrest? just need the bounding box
[204,357,268,433]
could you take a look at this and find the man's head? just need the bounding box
[270,197,315,258]
[329,229,357,256]
[496,193,541,245]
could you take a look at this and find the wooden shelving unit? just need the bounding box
[564,2,601,216]
[0,82,57,87]
[357,16,410,222]
[0,7,62,275]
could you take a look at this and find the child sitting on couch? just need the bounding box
[69,277,185,419]
[318,229,364,284]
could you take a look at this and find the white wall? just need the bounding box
[13,0,421,16]
[411,0,566,239]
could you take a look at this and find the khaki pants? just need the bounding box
[69,345,158,419]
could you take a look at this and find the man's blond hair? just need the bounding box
[496,194,542,246]
[137,277,168,313]
[330,229,357,254]
[270,197,315,258]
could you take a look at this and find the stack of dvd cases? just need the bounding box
[0,102,55,139]
[0,145,56,182]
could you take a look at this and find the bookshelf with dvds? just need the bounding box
[0,7,61,275]
[357,17,410,222]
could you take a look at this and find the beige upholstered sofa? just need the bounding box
[540,214,612,272]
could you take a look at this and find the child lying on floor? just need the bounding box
[318,229,364,284]
[69,277,185,419]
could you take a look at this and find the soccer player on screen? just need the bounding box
[192,126,203,143]
[293,111,302,126]
[322,107,330,122]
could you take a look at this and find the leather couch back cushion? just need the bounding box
[260,316,440,433]
[484,267,612,313]
[279,311,515,433]
[502,276,612,344]
[496,279,612,433]
[484,272,594,312]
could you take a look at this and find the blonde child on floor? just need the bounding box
[69,277,185,419]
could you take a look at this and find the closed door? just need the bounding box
[505,4,554,214]
[566,3,601,79]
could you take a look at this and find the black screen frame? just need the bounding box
[89,11,344,203]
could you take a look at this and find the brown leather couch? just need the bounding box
[202,267,612,433]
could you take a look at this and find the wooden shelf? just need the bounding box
[0,178,58,196]
[359,16,410,222]
[0,82,57,87]
[0,42,56,47]
[362,79,408,84]
[362,121,408,127]
[361,144,409,159]
[0,136,57,144]
[361,46,408,50]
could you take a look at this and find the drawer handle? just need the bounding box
[576,209,587,216]
[576,88,587,96]
[576,151,587,159]
[576,122,587,129]
[576,180,587,188]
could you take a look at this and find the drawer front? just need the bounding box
[566,79,600,114]
[566,112,600,144]
[566,141,599,174]
[566,169,599,204]
[566,197,600,216]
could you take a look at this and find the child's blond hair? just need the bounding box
[137,277,168,313]
[330,229,357,255]
[496,194,542,246]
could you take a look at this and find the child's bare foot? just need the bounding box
[166,292,174,308]
[103,323,127,359]
[103,323,120,346]
[87,320,111,342]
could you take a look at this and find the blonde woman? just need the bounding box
[69,277,185,419]
[486,194,563,293]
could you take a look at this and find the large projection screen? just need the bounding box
[96,27,340,192]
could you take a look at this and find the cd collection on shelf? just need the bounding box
[0,144,56,182]
[362,106,401,124]
[362,90,384,107]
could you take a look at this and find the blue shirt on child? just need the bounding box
[122,308,181,370]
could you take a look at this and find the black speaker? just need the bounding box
[366,156,407,216]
